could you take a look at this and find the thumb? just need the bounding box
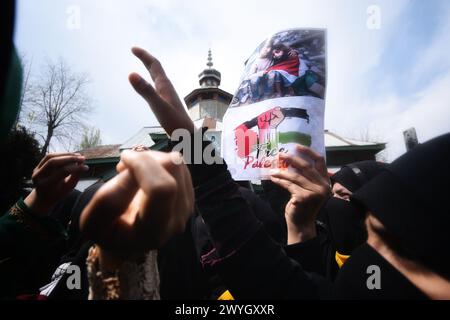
[80,169,138,243]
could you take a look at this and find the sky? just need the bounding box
[14,0,450,161]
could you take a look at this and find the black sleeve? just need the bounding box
[186,139,332,299]
[0,200,68,298]
[284,236,325,276]
[283,222,340,279]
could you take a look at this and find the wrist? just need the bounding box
[23,190,54,217]
[286,220,317,245]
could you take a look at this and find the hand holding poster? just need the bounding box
[222,28,327,180]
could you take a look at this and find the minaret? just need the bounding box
[184,49,233,123]
[198,49,221,88]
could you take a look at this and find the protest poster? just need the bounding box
[221,28,327,180]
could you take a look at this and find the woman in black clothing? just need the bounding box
[127,46,450,299]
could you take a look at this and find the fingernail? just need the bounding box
[82,165,89,171]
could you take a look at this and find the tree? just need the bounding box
[77,126,102,151]
[21,58,93,156]
[19,54,33,113]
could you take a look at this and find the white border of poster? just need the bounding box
[222,28,328,180]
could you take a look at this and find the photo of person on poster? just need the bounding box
[231,29,326,108]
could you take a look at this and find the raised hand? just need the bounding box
[24,153,88,216]
[129,47,195,135]
[257,107,285,129]
[270,145,331,244]
[80,150,194,257]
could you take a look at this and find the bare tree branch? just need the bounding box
[19,57,94,155]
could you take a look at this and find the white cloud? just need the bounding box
[329,3,450,161]
[366,72,450,161]
[410,5,450,82]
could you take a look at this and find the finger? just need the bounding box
[37,152,82,169]
[279,152,322,182]
[295,145,328,177]
[270,174,303,195]
[150,154,194,242]
[280,151,312,169]
[271,169,325,194]
[40,163,89,186]
[131,47,166,82]
[116,160,126,173]
[132,150,181,172]
[63,170,82,193]
[131,47,185,110]
[129,72,164,106]
[80,170,138,244]
[120,150,178,197]
[158,151,194,226]
[121,151,183,247]
[35,155,86,180]
[129,73,185,135]
[169,151,194,209]
[122,149,180,172]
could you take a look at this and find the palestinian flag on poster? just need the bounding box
[221,28,327,180]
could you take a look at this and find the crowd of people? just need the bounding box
[1,1,449,300]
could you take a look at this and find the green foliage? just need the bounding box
[77,127,102,151]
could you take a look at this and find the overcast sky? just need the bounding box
[15,0,450,161]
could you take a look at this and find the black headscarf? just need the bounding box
[352,133,450,279]
[331,161,387,192]
[333,243,427,299]
[317,161,387,255]
[318,197,367,255]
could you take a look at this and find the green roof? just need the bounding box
[85,157,120,165]
[326,143,386,152]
